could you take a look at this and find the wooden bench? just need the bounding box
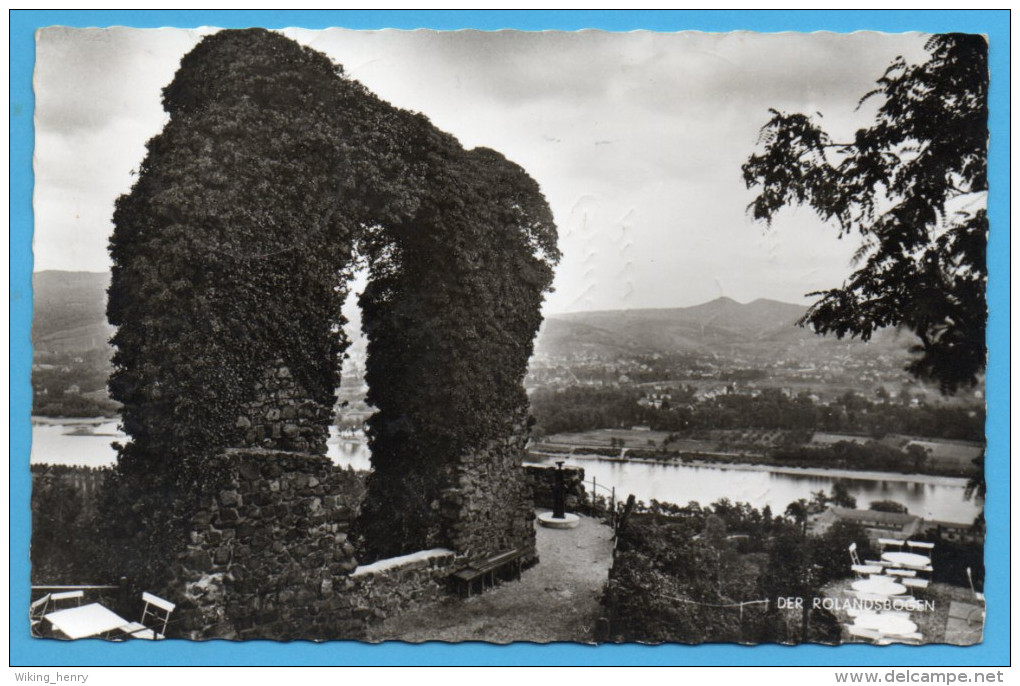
[452,547,532,597]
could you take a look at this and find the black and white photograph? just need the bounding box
[26,24,988,648]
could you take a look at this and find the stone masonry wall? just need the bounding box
[171,449,457,640]
[440,412,537,564]
[523,463,587,512]
[172,449,362,639]
[235,363,331,455]
[346,548,456,631]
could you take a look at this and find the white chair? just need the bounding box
[849,543,883,577]
[29,594,51,635]
[966,567,985,603]
[966,567,986,627]
[846,625,883,643]
[886,568,917,578]
[902,578,930,592]
[878,538,904,551]
[51,590,84,608]
[122,592,176,640]
[899,559,934,574]
[876,632,924,645]
[852,563,883,577]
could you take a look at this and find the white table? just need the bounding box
[854,612,918,637]
[852,578,907,596]
[46,603,130,639]
[882,551,931,568]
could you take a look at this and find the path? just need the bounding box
[367,512,614,643]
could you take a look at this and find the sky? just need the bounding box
[33,27,931,315]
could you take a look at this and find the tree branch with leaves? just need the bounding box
[743,34,988,394]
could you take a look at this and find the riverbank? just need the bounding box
[527,450,971,486]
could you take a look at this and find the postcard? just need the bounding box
[12,11,1006,667]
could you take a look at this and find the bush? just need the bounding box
[31,465,113,584]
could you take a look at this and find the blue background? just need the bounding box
[10,10,1010,667]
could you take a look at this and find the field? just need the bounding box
[541,428,671,450]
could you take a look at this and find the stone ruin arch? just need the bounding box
[104,29,558,638]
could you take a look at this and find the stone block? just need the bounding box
[218,508,241,524]
[236,522,257,538]
[238,461,261,481]
[186,549,213,572]
[219,490,242,507]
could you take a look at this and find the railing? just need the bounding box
[585,475,637,534]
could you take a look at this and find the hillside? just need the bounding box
[31,271,113,354]
[536,297,917,361]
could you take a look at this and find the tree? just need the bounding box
[829,480,858,509]
[743,34,988,393]
[906,443,931,472]
[869,500,909,514]
[784,499,809,535]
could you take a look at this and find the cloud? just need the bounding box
[33,26,932,313]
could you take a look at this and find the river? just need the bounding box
[524,453,981,525]
[29,419,980,525]
[28,418,373,471]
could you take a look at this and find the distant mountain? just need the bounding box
[29,271,916,364]
[31,271,114,354]
[536,296,916,360]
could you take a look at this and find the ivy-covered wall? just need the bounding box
[171,450,454,641]
[236,362,332,454]
[106,28,559,588]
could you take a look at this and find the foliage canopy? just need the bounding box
[743,34,988,393]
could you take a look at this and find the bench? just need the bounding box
[452,547,533,597]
